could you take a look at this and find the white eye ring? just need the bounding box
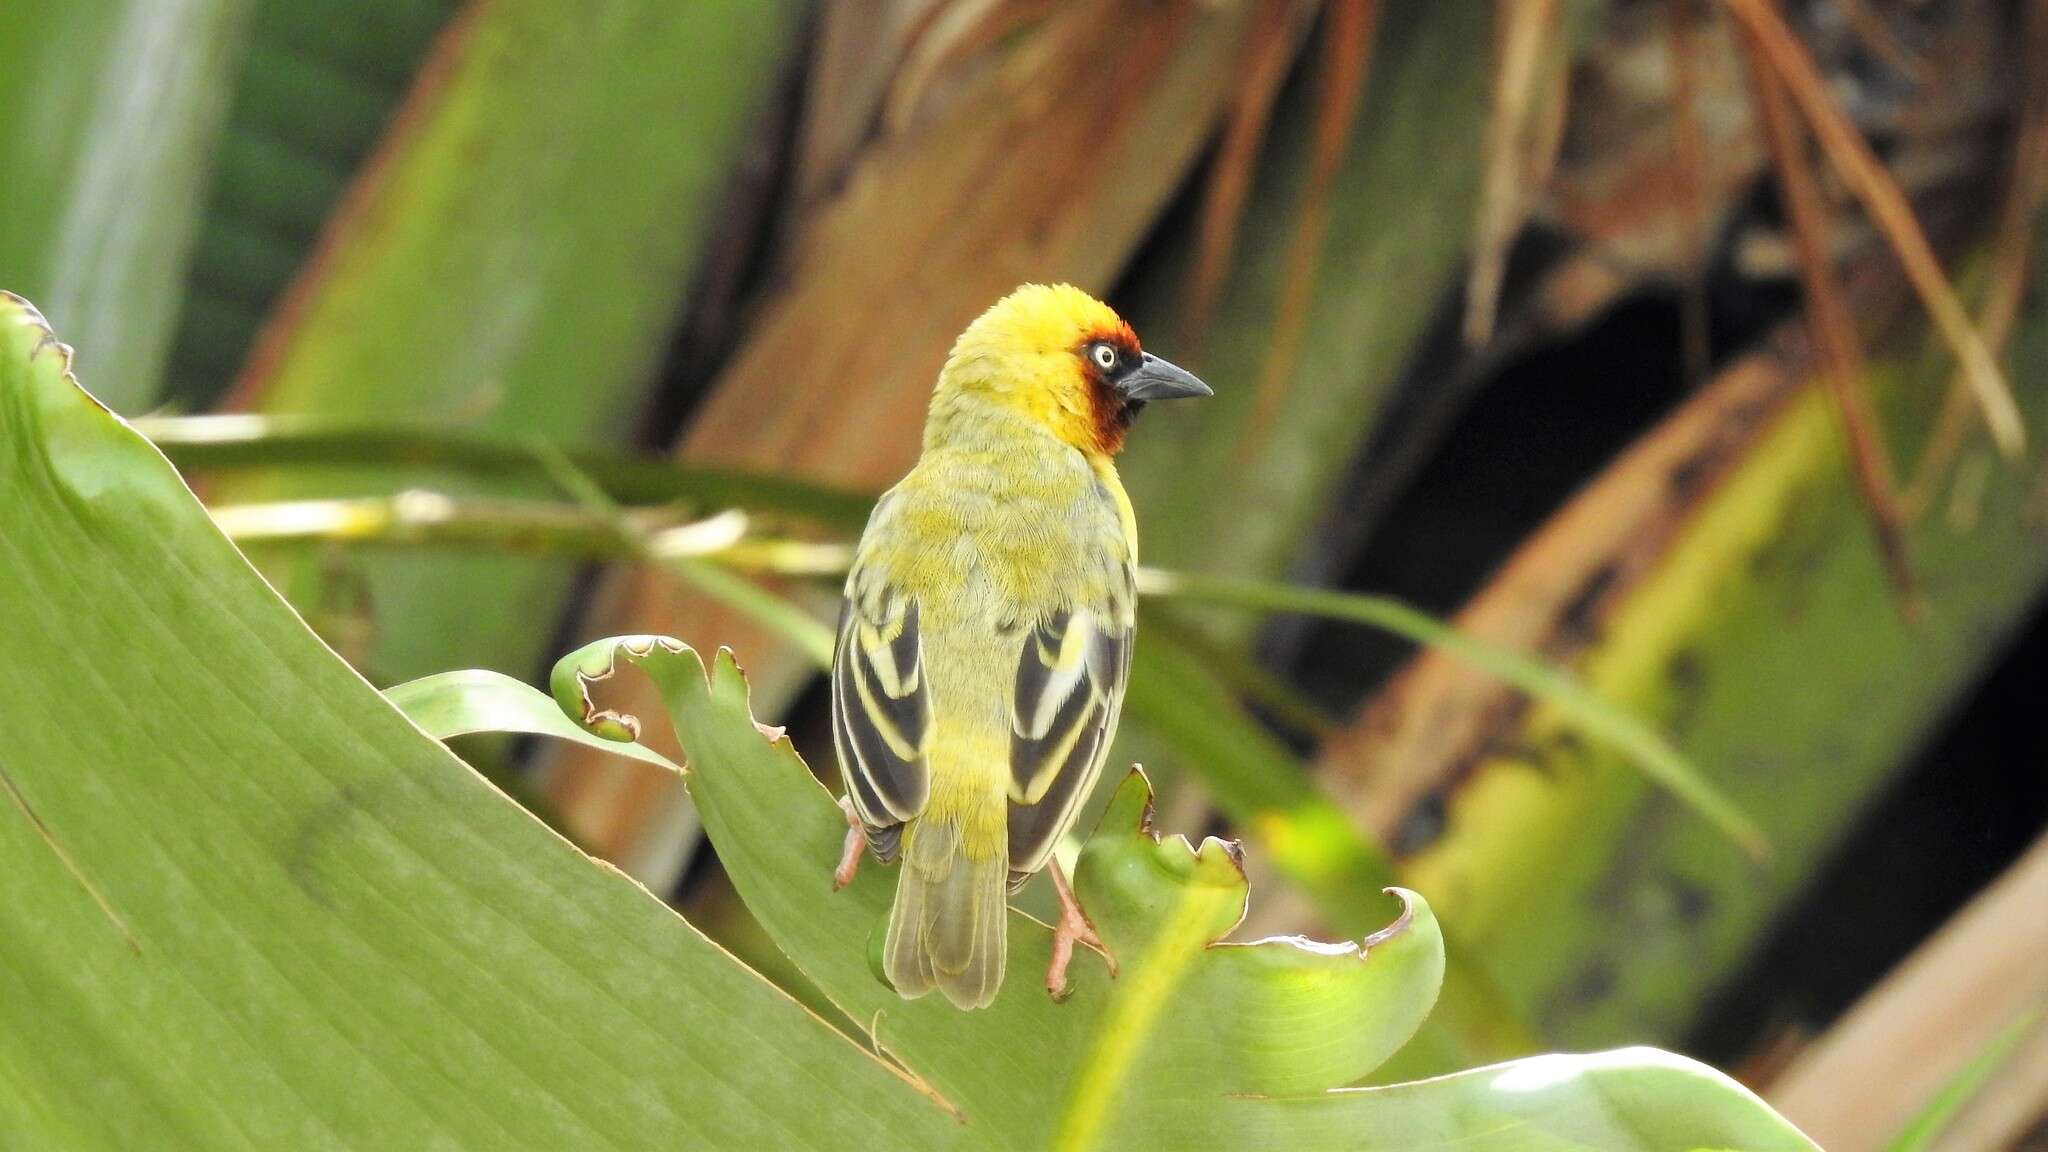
[1091,344,1118,371]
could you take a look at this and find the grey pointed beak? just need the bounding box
[1120,352,1213,401]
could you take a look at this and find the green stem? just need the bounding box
[1138,569,1770,860]
[139,414,876,528]
[666,556,836,670]
[1138,604,1340,740]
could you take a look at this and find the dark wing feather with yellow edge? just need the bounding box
[1004,590,1133,884]
[832,592,931,862]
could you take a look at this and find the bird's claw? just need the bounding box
[833,795,865,891]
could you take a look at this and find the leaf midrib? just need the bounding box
[1049,876,1235,1152]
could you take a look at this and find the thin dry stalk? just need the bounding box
[1721,0,2026,456]
[1464,0,1565,346]
[1902,1,2048,516]
[1232,0,1379,466]
[1903,139,2045,516]
[1182,0,1317,348]
[1835,0,1930,84]
[1738,18,1918,610]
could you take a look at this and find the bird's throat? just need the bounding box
[1088,379,1143,456]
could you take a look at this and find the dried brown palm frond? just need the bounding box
[1464,0,1569,347]
[1736,8,1917,611]
[1232,0,1382,467]
[1181,0,1318,349]
[1721,0,2025,456]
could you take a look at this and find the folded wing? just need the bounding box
[832,592,932,861]
[1005,600,1132,883]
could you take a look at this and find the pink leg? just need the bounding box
[1045,856,1114,1001]
[833,796,866,891]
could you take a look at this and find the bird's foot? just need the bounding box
[833,796,865,891]
[1046,857,1114,1001]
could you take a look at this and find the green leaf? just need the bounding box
[550,637,1441,1143]
[1258,1047,1821,1149]
[546,632,1818,1150]
[1404,230,2048,1048]
[1123,626,1544,1070]
[213,0,806,684]
[1140,604,1341,739]
[162,0,461,406]
[0,292,964,1147]
[0,0,254,410]
[384,668,682,773]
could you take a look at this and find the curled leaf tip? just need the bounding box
[1360,887,1419,952]
[573,663,641,742]
[549,635,685,743]
[3,292,79,380]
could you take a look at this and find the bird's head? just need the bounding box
[931,283,1212,457]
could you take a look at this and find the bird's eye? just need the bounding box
[1090,344,1119,372]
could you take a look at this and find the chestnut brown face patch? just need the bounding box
[1077,324,1145,455]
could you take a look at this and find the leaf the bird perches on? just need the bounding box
[538,631,1818,1151]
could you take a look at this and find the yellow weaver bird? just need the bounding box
[830,283,1211,1009]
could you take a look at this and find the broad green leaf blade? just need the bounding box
[0,0,253,410]
[384,669,682,772]
[162,0,460,406]
[215,0,805,684]
[551,634,1816,1150]
[549,639,1443,1140]
[0,293,963,1148]
[1125,627,1539,1070]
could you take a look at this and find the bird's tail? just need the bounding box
[883,813,1007,1009]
